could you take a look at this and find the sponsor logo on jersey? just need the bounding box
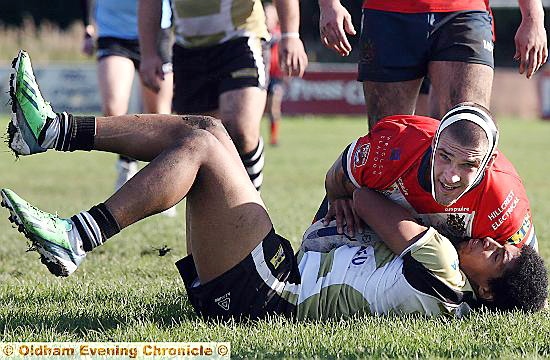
[351,247,370,265]
[508,213,532,245]
[354,143,370,168]
[421,212,474,239]
[445,213,467,238]
[444,206,470,212]
[489,190,521,230]
[270,245,286,269]
[215,292,231,311]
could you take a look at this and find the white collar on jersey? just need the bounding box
[430,105,499,205]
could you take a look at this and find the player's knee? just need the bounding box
[172,128,218,155]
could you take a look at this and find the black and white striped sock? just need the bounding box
[70,203,120,252]
[241,137,265,191]
[39,112,96,151]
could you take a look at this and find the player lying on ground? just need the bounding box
[3,51,547,319]
[314,103,538,251]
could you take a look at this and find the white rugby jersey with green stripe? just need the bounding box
[280,225,476,319]
[172,0,269,48]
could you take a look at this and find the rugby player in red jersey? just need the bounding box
[315,103,537,250]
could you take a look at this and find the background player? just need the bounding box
[264,3,286,146]
[139,0,307,190]
[81,0,174,194]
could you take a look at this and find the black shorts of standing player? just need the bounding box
[358,10,494,82]
[96,28,173,71]
[177,229,299,321]
[172,36,268,114]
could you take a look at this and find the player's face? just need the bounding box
[432,132,487,206]
[458,237,521,293]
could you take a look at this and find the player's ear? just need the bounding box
[476,285,494,301]
[486,152,497,168]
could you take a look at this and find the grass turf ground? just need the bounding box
[0,115,550,358]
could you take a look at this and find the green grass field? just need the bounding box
[1,115,550,358]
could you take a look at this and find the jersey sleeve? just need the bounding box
[403,227,469,291]
[472,153,537,248]
[343,115,435,189]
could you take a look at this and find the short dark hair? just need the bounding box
[442,102,496,151]
[485,245,548,312]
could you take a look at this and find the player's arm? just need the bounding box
[353,187,427,255]
[324,151,363,235]
[138,0,164,92]
[515,0,547,79]
[273,0,308,77]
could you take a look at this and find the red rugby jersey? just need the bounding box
[362,0,487,13]
[343,115,536,248]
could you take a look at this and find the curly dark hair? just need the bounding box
[484,245,548,312]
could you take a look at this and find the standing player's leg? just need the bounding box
[219,86,267,189]
[357,10,429,129]
[362,79,423,129]
[97,56,135,116]
[427,10,494,118]
[429,61,493,118]
[266,79,284,146]
[218,37,268,190]
[97,50,139,190]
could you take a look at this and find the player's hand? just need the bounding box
[514,17,548,79]
[322,198,364,236]
[319,0,356,56]
[279,37,309,77]
[139,54,165,93]
[81,25,95,57]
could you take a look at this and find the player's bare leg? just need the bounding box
[95,114,272,282]
[97,56,135,115]
[97,55,140,190]
[362,78,423,129]
[266,83,284,146]
[5,112,271,280]
[428,61,493,118]
[219,87,267,190]
[102,126,271,282]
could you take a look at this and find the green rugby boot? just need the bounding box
[1,189,85,277]
[8,50,57,155]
